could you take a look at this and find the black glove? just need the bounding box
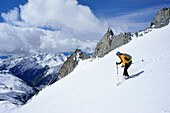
[116,62,119,65]
[121,65,124,68]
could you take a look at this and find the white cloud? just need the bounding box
[1,0,168,55]
[39,29,98,53]
[0,23,42,55]
[0,0,107,55]
[19,0,106,33]
[1,7,19,24]
[0,23,98,55]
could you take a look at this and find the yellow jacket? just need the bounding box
[118,54,132,67]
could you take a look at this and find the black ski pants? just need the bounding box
[123,61,132,77]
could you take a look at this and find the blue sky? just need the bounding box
[78,0,170,17]
[0,0,27,22]
[1,0,170,23]
[78,0,170,23]
[0,0,169,55]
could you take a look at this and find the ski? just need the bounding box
[116,75,134,86]
[117,82,121,86]
[116,79,127,86]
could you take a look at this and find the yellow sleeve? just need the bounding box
[118,60,122,64]
[121,55,126,67]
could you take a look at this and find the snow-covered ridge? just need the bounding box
[33,52,67,67]
[0,52,69,112]
[0,52,68,89]
[0,73,37,113]
[14,23,170,113]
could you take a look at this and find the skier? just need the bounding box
[116,51,132,79]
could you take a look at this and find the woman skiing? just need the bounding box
[116,51,132,79]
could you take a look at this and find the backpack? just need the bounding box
[123,53,132,62]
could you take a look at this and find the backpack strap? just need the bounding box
[123,53,132,62]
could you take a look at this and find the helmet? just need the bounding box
[116,51,121,55]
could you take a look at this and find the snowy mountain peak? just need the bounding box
[0,72,37,113]
[0,52,69,112]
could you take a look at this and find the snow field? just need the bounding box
[15,24,170,113]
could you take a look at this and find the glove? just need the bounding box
[121,65,124,68]
[116,62,119,65]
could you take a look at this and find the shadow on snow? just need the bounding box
[129,71,144,79]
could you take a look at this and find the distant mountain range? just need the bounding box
[0,52,69,109]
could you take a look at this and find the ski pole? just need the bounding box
[116,64,121,86]
[116,64,119,83]
[116,64,118,75]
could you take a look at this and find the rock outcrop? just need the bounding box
[150,8,170,28]
[58,49,90,79]
[94,8,170,58]
[134,8,170,38]
[93,28,131,58]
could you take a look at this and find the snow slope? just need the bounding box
[0,72,36,113]
[14,24,170,113]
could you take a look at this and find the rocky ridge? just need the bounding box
[93,28,131,58]
[58,49,91,79]
[93,8,170,58]
[150,8,170,28]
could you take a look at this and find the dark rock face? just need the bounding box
[93,28,131,58]
[58,49,90,79]
[151,8,170,28]
[9,59,50,88]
